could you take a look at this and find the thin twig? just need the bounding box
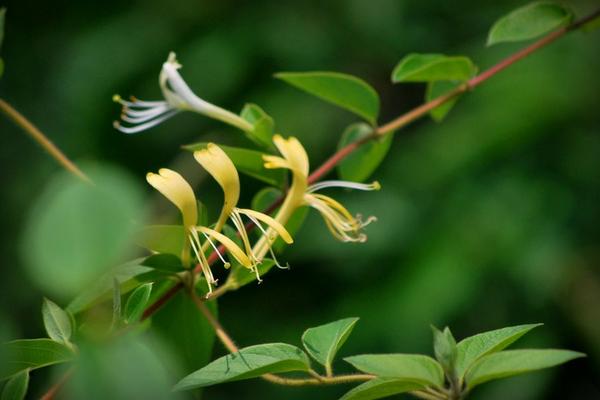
[39,367,74,400]
[0,99,89,182]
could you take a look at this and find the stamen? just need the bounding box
[114,109,180,134]
[307,180,381,193]
[201,231,230,269]
[122,103,170,117]
[121,108,172,124]
[243,214,290,270]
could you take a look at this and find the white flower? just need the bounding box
[114,52,252,134]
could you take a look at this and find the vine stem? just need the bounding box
[0,99,89,182]
[141,7,600,321]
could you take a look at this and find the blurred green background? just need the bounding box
[1,0,599,398]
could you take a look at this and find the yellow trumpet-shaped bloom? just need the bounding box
[194,144,293,280]
[263,134,380,243]
[146,168,252,294]
[114,52,252,134]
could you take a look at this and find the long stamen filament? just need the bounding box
[307,180,380,193]
[201,231,230,269]
[244,214,289,270]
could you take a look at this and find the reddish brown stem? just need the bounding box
[39,368,74,400]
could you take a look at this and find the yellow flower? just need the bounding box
[146,168,252,294]
[114,52,252,134]
[263,135,380,243]
[193,144,293,280]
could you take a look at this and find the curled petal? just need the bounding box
[237,208,293,244]
[146,169,198,229]
[197,226,253,269]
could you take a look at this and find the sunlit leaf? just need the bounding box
[431,326,456,374]
[392,54,477,83]
[1,339,75,380]
[42,299,73,346]
[174,343,310,390]
[454,323,542,379]
[240,103,275,149]
[124,283,153,324]
[487,2,573,46]
[465,349,585,389]
[183,142,285,187]
[337,123,391,182]
[302,317,359,369]
[275,71,380,125]
[339,378,423,400]
[345,354,444,387]
[425,81,463,122]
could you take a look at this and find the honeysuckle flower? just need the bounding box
[114,52,253,134]
[146,168,252,294]
[263,134,380,243]
[193,144,293,279]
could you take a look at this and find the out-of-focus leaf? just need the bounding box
[42,299,73,345]
[392,54,477,83]
[345,354,444,387]
[1,339,75,380]
[339,378,423,400]
[581,14,600,32]
[141,254,184,274]
[124,283,153,324]
[0,8,5,50]
[465,349,585,389]
[240,103,275,149]
[183,142,285,187]
[22,165,145,300]
[432,326,456,374]
[425,81,463,122]
[174,343,310,390]
[487,2,573,46]
[1,369,29,400]
[152,291,216,374]
[454,323,542,379]
[227,259,275,289]
[275,71,380,125]
[302,317,359,369]
[136,225,185,257]
[337,123,391,182]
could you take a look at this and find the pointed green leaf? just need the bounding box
[455,323,542,379]
[302,317,359,369]
[345,354,444,387]
[392,54,477,83]
[124,283,153,323]
[141,254,184,274]
[183,143,285,187]
[487,2,573,46]
[1,369,29,400]
[466,349,584,389]
[275,71,380,125]
[425,81,463,122]
[174,343,310,390]
[1,339,75,380]
[240,103,275,149]
[42,298,73,345]
[337,123,391,182]
[339,378,423,400]
[432,326,456,374]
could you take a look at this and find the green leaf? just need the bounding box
[227,259,276,289]
[112,278,121,325]
[42,299,72,345]
[240,103,275,149]
[141,254,184,274]
[425,81,463,122]
[337,123,391,182]
[465,349,585,389]
[487,2,573,46]
[124,283,153,324]
[454,323,542,379]
[581,13,600,33]
[275,71,380,125]
[152,291,216,374]
[22,165,145,300]
[136,225,185,257]
[392,54,477,83]
[1,370,29,400]
[302,317,359,370]
[339,378,424,400]
[174,343,310,390]
[1,339,75,380]
[183,142,285,187]
[432,326,457,374]
[345,354,444,387]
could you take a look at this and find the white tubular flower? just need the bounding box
[114,52,252,134]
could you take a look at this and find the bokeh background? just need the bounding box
[1,0,599,398]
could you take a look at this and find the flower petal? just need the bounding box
[197,226,253,268]
[146,168,198,228]
[237,208,294,244]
